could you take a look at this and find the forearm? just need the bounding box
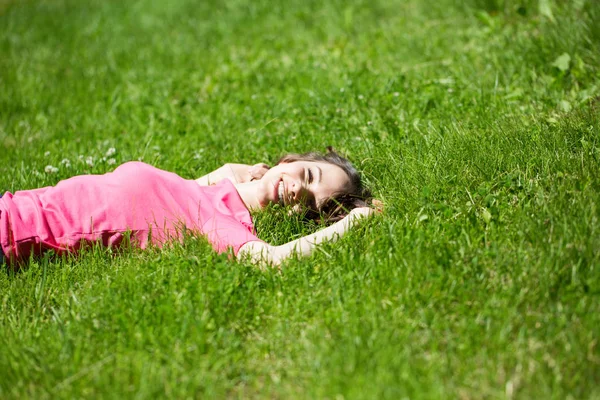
[275,215,357,259]
[238,213,362,267]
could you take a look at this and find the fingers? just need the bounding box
[371,199,384,214]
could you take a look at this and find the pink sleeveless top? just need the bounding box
[0,162,262,262]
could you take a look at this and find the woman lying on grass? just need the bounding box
[0,148,375,268]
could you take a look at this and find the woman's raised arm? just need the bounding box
[196,163,270,186]
[237,207,374,268]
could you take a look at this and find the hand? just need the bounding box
[349,207,375,221]
[248,163,270,181]
[372,199,384,213]
[348,200,384,220]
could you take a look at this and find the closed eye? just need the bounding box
[308,168,314,184]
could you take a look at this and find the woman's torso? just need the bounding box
[0,162,260,261]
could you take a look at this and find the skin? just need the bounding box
[197,160,376,268]
[195,163,270,186]
[233,161,352,212]
[3,160,372,268]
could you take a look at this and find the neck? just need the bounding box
[234,181,263,211]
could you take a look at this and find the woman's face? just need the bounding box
[257,161,351,211]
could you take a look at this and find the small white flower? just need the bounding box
[44,151,51,157]
[44,165,58,174]
[340,88,345,93]
[107,158,116,165]
[393,92,400,97]
[78,155,84,161]
[86,156,94,167]
[106,147,116,157]
[60,158,71,168]
[358,95,364,100]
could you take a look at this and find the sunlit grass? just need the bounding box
[1,0,599,398]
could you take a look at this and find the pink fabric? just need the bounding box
[0,162,262,263]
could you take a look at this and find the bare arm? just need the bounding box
[196,163,270,186]
[237,207,374,268]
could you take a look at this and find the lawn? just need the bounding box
[1,0,599,398]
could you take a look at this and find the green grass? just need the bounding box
[1,0,600,398]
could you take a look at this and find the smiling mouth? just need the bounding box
[278,181,284,205]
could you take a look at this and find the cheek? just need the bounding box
[321,184,341,200]
[270,166,288,179]
[263,169,281,184]
[317,182,347,205]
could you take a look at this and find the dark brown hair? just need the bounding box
[277,147,372,224]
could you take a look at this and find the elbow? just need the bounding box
[238,242,285,269]
[262,244,285,268]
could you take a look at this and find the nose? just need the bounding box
[289,177,305,202]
